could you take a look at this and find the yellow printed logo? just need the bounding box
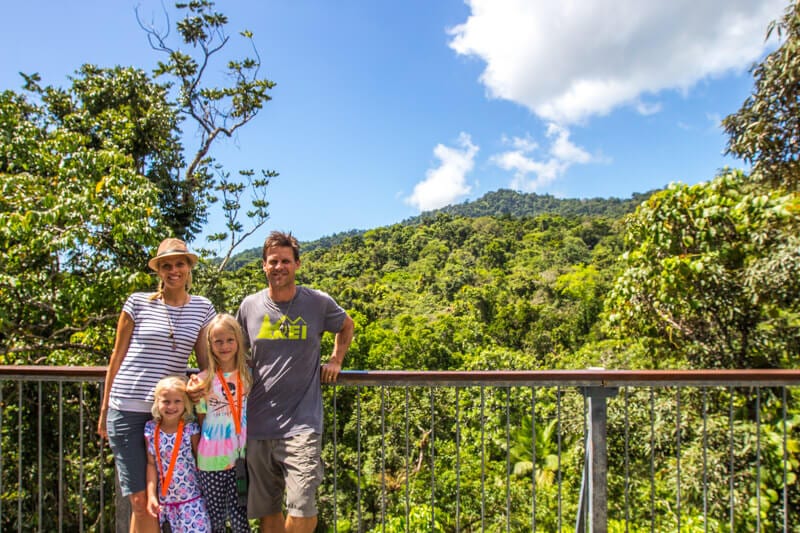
[256,315,307,340]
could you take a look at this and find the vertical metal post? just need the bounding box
[430,386,435,532]
[380,386,386,532]
[332,386,338,532]
[404,387,410,533]
[577,385,617,533]
[115,476,130,533]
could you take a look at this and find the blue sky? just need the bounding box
[0,0,787,252]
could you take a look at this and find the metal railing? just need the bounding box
[1,366,799,532]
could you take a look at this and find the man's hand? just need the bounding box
[321,360,342,383]
[322,315,353,384]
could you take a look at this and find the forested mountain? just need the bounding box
[226,188,648,270]
[411,188,654,220]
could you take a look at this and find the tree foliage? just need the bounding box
[0,87,162,364]
[606,0,800,370]
[723,0,800,191]
[0,1,277,362]
[603,171,800,368]
[137,0,277,259]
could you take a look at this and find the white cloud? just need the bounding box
[448,0,784,124]
[635,101,662,116]
[491,124,595,192]
[406,133,478,211]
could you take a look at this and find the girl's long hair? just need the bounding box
[151,375,194,422]
[203,313,252,393]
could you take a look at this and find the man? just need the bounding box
[237,230,354,533]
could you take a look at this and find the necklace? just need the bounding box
[264,289,297,336]
[162,295,187,350]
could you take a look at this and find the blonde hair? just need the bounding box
[203,314,252,393]
[151,375,194,422]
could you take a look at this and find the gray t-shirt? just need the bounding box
[237,286,347,439]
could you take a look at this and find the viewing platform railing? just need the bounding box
[1,366,799,532]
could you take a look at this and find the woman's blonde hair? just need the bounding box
[203,314,252,393]
[151,375,194,422]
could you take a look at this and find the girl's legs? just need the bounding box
[199,470,227,531]
[199,469,248,532]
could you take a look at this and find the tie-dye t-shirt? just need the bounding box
[195,370,248,471]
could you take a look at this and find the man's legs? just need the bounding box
[285,515,317,533]
[259,513,317,533]
[255,433,323,533]
[259,512,285,533]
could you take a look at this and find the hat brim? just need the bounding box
[148,251,198,271]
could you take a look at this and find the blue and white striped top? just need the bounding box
[109,292,215,412]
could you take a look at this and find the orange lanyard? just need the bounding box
[154,419,184,499]
[217,370,242,436]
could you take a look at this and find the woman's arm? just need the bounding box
[193,325,210,371]
[97,311,134,439]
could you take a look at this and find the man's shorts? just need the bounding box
[246,431,323,519]
[106,409,151,496]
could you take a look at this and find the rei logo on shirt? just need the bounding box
[256,315,307,340]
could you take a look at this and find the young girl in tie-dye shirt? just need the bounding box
[193,314,252,532]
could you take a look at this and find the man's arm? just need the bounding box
[321,314,354,383]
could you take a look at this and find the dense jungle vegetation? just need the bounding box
[1,1,800,530]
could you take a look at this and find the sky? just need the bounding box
[0,0,788,252]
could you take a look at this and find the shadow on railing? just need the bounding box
[1,366,799,532]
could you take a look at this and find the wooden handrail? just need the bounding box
[2,366,800,387]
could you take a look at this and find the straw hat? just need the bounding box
[148,238,198,271]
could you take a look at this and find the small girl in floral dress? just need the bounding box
[145,375,211,532]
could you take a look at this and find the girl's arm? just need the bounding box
[145,449,160,518]
[191,432,200,461]
[187,369,208,404]
[97,311,134,439]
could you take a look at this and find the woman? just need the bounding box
[97,238,215,532]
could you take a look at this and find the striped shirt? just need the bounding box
[109,292,215,412]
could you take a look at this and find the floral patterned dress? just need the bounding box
[145,420,211,532]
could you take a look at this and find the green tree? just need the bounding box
[0,1,279,362]
[603,171,800,368]
[605,1,800,370]
[0,88,161,363]
[138,0,276,264]
[722,0,800,192]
